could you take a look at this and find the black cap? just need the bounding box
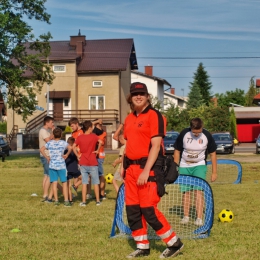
[130,82,148,94]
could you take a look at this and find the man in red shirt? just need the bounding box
[122,82,184,258]
[73,120,103,206]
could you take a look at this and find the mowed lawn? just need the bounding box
[1,154,260,260]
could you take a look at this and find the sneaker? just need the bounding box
[79,202,86,207]
[54,201,60,206]
[96,201,101,206]
[64,201,72,207]
[44,199,53,204]
[194,218,203,226]
[69,201,74,204]
[127,249,150,258]
[159,238,184,258]
[41,196,48,202]
[180,216,189,224]
[100,194,106,201]
[86,194,92,200]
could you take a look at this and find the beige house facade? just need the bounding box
[7,33,138,136]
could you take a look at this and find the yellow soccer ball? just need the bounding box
[218,209,234,223]
[105,173,114,184]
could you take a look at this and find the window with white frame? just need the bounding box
[92,81,103,87]
[27,82,33,88]
[89,96,105,110]
[53,65,66,72]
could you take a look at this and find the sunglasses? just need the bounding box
[131,92,146,96]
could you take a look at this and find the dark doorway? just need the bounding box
[53,99,63,121]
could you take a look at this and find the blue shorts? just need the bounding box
[49,168,67,183]
[80,166,100,185]
[97,158,104,176]
[67,171,81,180]
[40,156,49,176]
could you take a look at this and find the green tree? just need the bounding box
[190,63,212,105]
[245,77,257,107]
[204,106,230,132]
[186,81,204,109]
[151,96,163,112]
[163,104,181,131]
[0,0,54,121]
[230,107,237,139]
[215,88,246,107]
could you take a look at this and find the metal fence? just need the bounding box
[22,132,112,150]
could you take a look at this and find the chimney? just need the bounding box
[170,88,175,95]
[70,30,86,58]
[145,65,153,76]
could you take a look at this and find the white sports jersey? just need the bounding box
[174,128,216,167]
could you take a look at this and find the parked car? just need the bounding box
[256,134,260,154]
[164,131,179,154]
[212,133,235,154]
[0,136,11,157]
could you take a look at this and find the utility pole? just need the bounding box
[47,57,49,116]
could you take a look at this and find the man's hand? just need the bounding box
[137,169,150,186]
[46,156,50,163]
[92,150,99,154]
[62,154,68,160]
[112,161,117,168]
[211,172,217,182]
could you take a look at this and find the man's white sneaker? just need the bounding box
[194,218,203,226]
[180,216,189,224]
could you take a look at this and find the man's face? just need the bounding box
[70,123,78,132]
[131,92,149,110]
[191,128,203,138]
[46,120,54,130]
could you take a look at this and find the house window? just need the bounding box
[64,99,69,107]
[27,82,33,88]
[93,81,102,87]
[53,65,66,72]
[89,96,105,110]
[164,98,169,105]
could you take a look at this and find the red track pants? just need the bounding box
[125,165,177,249]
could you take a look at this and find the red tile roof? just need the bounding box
[48,38,138,72]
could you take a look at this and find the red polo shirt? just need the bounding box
[124,105,165,160]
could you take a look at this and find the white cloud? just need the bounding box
[46,0,260,37]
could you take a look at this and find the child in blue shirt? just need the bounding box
[65,137,81,203]
[40,128,72,207]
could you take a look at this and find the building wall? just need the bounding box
[7,61,77,133]
[77,72,119,110]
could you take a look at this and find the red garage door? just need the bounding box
[237,124,260,142]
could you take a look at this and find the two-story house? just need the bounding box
[164,88,187,110]
[7,32,138,140]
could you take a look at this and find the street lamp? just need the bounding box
[181,88,184,98]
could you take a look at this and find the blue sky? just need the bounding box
[30,0,260,96]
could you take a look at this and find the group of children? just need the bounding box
[40,117,110,207]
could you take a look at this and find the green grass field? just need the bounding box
[0,154,260,260]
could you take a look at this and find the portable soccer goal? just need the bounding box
[110,175,214,240]
[206,159,242,184]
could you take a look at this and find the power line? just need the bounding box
[139,56,260,60]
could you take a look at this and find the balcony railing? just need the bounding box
[25,109,119,133]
